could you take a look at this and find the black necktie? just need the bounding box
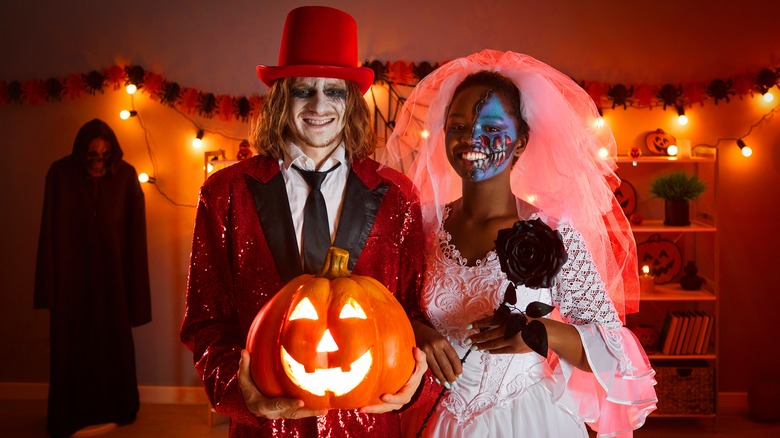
[292,162,342,274]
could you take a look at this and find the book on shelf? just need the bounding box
[661,311,686,355]
[673,311,691,355]
[683,311,703,354]
[696,312,715,354]
[657,310,715,356]
[659,312,678,355]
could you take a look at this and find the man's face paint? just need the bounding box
[288,77,347,153]
[445,85,519,182]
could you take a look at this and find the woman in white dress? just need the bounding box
[384,51,657,437]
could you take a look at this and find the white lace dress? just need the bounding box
[415,211,657,438]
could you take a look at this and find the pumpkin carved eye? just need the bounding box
[289,297,318,320]
[339,298,367,319]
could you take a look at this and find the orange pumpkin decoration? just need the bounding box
[246,247,416,410]
[637,234,682,284]
[645,128,677,156]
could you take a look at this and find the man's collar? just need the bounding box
[282,141,347,171]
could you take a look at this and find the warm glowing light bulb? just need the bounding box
[598,148,609,159]
[594,117,605,128]
[120,110,132,120]
[138,173,150,183]
[207,163,214,173]
[421,129,430,139]
[678,114,688,125]
[642,265,650,275]
[125,84,137,95]
[667,144,678,156]
[763,92,774,103]
[737,139,753,157]
[192,129,205,148]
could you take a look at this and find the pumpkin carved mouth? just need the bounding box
[281,347,373,396]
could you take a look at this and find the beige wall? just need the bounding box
[1,0,779,393]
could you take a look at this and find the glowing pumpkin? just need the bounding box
[246,247,416,410]
[637,234,682,284]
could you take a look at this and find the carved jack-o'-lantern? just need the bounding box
[630,147,642,159]
[644,128,677,156]
[637,233,682,284]
[246,247,416,410]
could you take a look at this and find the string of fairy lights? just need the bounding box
[370,78,778,167]
[6,64,777,207]
[118,85,248,208]
[591,89,779,159]
[119,78,778,208]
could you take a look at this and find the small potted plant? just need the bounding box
[649,171,706,226]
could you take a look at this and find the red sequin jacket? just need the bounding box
[181,155,436,437]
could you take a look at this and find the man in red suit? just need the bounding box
[180,6,434,437]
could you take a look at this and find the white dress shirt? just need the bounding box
[280,142,349,261]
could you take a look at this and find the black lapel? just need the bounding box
[333,169,389,271]
[244,173,302,282]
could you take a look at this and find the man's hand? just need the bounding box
[238,349,328,419]
[359,347,428,414]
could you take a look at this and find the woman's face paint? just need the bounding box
[445,85,519,182]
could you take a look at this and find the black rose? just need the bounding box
[494,218,568,289]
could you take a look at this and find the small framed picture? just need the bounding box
[614,179,637,216]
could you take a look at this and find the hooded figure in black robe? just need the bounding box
[34,119,151,438]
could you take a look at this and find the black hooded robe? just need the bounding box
[34,120,151,438]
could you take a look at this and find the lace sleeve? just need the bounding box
[553,224,622,330]
[550,222,657,436]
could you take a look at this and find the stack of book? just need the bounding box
[658,311,715,355]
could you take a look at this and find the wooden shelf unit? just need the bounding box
[619,149,719,418]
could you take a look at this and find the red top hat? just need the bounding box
[256,6,374,94]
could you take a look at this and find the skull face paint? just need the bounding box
[445,85,519,182]
[86,137,112,177]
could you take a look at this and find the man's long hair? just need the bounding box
[251,77,377,160]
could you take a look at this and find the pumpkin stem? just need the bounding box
[317,247,352,279]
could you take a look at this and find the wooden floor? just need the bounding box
[2,399,780,437]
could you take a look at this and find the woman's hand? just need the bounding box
[466,315,533,355]
[238,349,328,419]
[411,320,461,388]
[360,347,428,414]
[467,316,591,371]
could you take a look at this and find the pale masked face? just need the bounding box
[86,137,111,177]
[445,85,520,182]
[287,77,347,155]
